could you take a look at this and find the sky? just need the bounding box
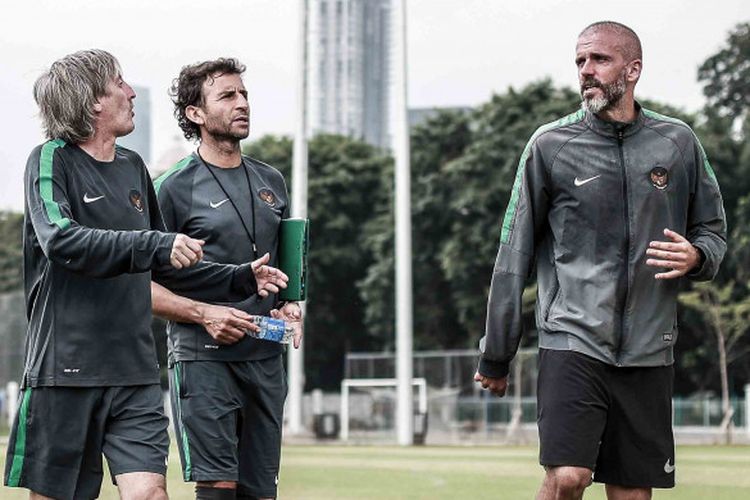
[0,0,747,211]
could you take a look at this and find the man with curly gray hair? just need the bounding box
[4,49,288,500]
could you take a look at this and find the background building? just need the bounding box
[308,0,391,149]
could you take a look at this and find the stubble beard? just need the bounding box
[204,118,249,146]
[580,69,628,114]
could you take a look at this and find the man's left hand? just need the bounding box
[271,302,303,348]
[251,252,289,297]
[646,228,700,280]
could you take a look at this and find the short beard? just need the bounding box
[203,117,249,143]
[581,69,627,114]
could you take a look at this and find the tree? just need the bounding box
[698,22,750,123]
[360,109,473,350]
[0,211,24,293]
[440,80,580,339]
[696,22,750,279]
[245,135,392,389]
[679,282,750,442]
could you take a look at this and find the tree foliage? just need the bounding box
[0,212,23,293]
[245,135,391,389]
[360,109,473,350]
[698,22,750,121]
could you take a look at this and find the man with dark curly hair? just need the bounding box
[152,58,302,500]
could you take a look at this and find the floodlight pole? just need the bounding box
[287,0,309,436]
[392,0,414,446]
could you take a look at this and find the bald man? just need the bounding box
[475,21,726,500]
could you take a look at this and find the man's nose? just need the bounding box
[236,94,249,110]
[579,59,594,77]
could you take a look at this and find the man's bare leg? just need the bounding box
[537,466,593,500]
[605,484,652,500]
[116,471,168,500]
[29,493,54,500]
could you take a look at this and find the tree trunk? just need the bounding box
[716,326,734,444]
[706,288,734,444]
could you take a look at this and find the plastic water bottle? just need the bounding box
[249,316,295,344]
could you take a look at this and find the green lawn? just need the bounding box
[1,443,748,499]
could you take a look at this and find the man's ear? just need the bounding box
[186,105,204,126]
[93,101,103,113]
[627,59,642,83]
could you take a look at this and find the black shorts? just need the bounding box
[537,348,675,489]
[169,356,287,498]
[4,384,169,499]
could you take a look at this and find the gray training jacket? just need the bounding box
[478,106,726,379]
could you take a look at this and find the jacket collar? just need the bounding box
[584,101,646,139]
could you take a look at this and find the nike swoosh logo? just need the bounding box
[574,175,601,187]
[664,459,675,473]
[210,199,230,209]
[83,193,105,203]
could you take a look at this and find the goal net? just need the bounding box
[340,378,427,442]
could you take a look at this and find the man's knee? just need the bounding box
[605,484,652,500]
[120,484,168,500]
[30,493,56,500]
[546,466,593,496]
[116,472,168,500]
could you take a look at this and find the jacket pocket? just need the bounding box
[542,280,561,324]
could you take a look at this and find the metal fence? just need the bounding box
[321,388,749,445]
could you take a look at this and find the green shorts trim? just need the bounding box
[173,362,193,481]
[6,388,32,486]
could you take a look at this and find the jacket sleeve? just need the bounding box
[479,137,550,378]
[147,172,258,301]
[152,260,257,302]
[26,142,175,278]
[685,136,727,281]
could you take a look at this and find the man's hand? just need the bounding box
[646,228,701,280]
[170,234,205,269]
[473,372,509,397]
[197,303,259,345]
[251,253,289,297]
[270,302,303,348]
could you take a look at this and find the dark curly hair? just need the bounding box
[169,58,246,141]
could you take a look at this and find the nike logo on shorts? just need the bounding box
[83,193,105,203]
[210,198,230,209]
[664,459,675,473]
[574,175,601,187]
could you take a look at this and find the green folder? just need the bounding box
[278,218,309,301]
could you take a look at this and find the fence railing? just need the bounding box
[446,396,746,428]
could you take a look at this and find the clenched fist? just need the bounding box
[170,234,205,269]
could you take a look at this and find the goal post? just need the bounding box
[340,378,427,442]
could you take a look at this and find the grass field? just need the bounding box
[1,443,749,499]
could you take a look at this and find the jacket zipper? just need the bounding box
[616,128,629,365]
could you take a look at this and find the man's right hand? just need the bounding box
[197,303,259,345]
[474,372,509,397]
[170,234,205,269]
